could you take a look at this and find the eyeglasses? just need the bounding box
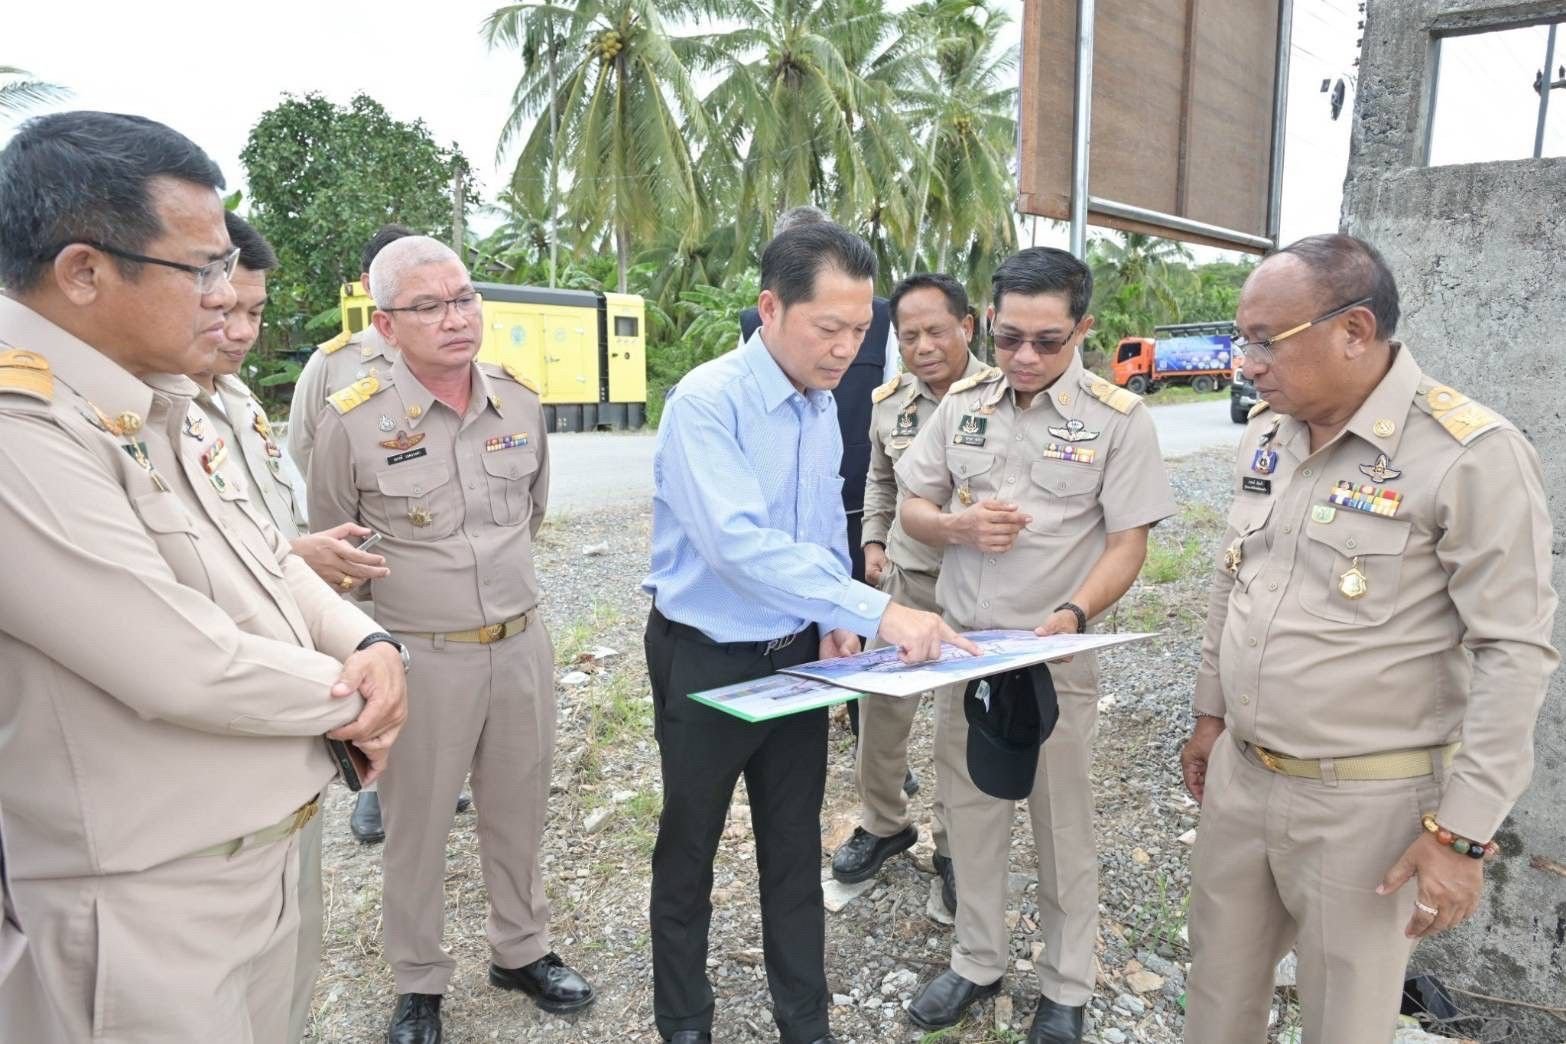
[48,241,240,295]
[1234,297,1372,366]
[990,320,1081,356]
[381,291,484,326]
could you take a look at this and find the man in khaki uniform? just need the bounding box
[287,222,418,845]
[832,272,984,906]
[287,223,410,478]
[188,211,392,1044]
[308,237,594,1044]
[0,111,407,1043]
[1179,234,1559,1044]
[897,248,1175,1044]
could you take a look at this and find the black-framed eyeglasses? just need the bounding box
[1235,297,1373,365]
[380,291,484,326]
[989,319,1082,356]
[46,241,240,295]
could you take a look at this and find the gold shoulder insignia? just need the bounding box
[870,374,902,403]
[1083,373,1139,414]
[327,374,383,415]
[498,360,540,394]
[949,365,1003,395]
[1418,382,1501,445]
[1248,400,1271,420]
[318,330,353,355]
[0,349,53,403]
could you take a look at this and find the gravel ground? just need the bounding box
[300,450,1406,1043]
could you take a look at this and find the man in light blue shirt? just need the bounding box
[642,223,974,1044]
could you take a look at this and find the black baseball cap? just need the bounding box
[964,664,1060,800]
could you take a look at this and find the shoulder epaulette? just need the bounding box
[1248,400,1271,420]
[498,359,540,394]
[318,330,353,355]
[1083,372,1140,414]
[1416,382,1502,445]
[327,374,383,415]
[0,349,53,403]
[949,365,1003,395]
[871,374,902,403]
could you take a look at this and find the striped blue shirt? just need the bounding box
[643,331,891,642]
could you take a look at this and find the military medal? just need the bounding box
[1311,504,1337,525]
[485,433,530,452]
[893,409,918,439]
[1338,557,1368,600]
[1328,480,1402,517]
[1358,453,1402,483]
[409,506,434,528]
[1047,418,1098,443]
[182,413,206,440]
[1251,448,1278,475]
[90,404,168,492]
[1041,442,1096,464]
[957,483,974,506]
[1224,539,1243,577]
[378,414,396,433]
[953,414,987,447]
[200,437,231,492]
[379,430,426,451]
[251,411,272,440]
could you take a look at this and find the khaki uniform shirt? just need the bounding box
[197,373,304,538]
[307,356,550,633]
[1195,345,1558,842]
[287,326,397,477]
[0,802,20,983]
[896,352,1176,628]
[861,353,986,578]
[0,296,379,878]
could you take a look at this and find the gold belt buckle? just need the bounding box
[1255,745,1282,772]
[478,622,507,644]
[291,798,319,834]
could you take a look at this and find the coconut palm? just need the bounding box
[483,0,724,291]
[0,66,68,119]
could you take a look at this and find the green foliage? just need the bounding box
[1086,233,1255,361]
[237,92,478,410]
[0,66,69,119]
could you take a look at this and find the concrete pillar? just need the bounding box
[1339,0,1565,1035]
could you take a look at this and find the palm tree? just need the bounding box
[898,0,1019,295]
[1089,231,1194,321]
[483,1,723,292]
[0,66,68,120]
[702,0,915,272]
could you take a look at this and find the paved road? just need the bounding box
[285,399,1242,515]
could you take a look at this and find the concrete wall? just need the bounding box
[1340,0,1566,1034]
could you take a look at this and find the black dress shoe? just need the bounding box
[932,852,957,915]
[1026,995,1086,1043]
[455,793,473,814]
[388,993,441,1044]
[903,767,920,796]
[489,952,595,1013]
[906,969,1002,1029]
[352,790,386,844]
[805,1036,840,1043]
[831,824,917,884]
[664,1032,711,1044]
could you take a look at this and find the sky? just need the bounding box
[7,0,1541,262]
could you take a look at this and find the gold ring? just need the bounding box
[339,576,355,590]
[1414,901,1438,916]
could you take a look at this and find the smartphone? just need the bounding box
[355,531,384,553]
[325,738,371,791]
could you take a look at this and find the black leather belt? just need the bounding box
[652,607,814,658]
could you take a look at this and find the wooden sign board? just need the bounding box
[1018,0,1287,253]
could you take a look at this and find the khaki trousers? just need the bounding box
[1184,733,1438,1044]
[381,621,556,995]
[5,832,301,1043]
[936,651,1101,1004]
[286,794,325,1043]
[856,562,948,853]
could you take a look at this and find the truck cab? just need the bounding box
[1111,321,1237,395]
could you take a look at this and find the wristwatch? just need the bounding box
[1055,602,1088,634]
[356,631,411,672]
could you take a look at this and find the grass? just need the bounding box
[1140,386,1230,407]
[554,599,626,666]
[1125,871,1190,955]
[575,670,654,785]
[1141,533,1209,585]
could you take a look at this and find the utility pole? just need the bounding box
[547,8,560,288]
[451,164,465,257]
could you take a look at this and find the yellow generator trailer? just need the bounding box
[337,280,648,431]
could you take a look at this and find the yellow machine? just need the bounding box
[337,280,648,431]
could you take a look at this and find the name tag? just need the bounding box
[1242,476,1271,495]
[387,448,429,466]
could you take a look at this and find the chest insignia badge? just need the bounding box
[409,506,434,528]
[379,430,425,452]
[953,414,987,447]
[1358,453,1402,484]
[182,413,205,440]
[1251,449,1278,475]
[1224,539,1243,577]
[378,414,396,432]
[1339,558,1369,600]
[1047,418,1099,443]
